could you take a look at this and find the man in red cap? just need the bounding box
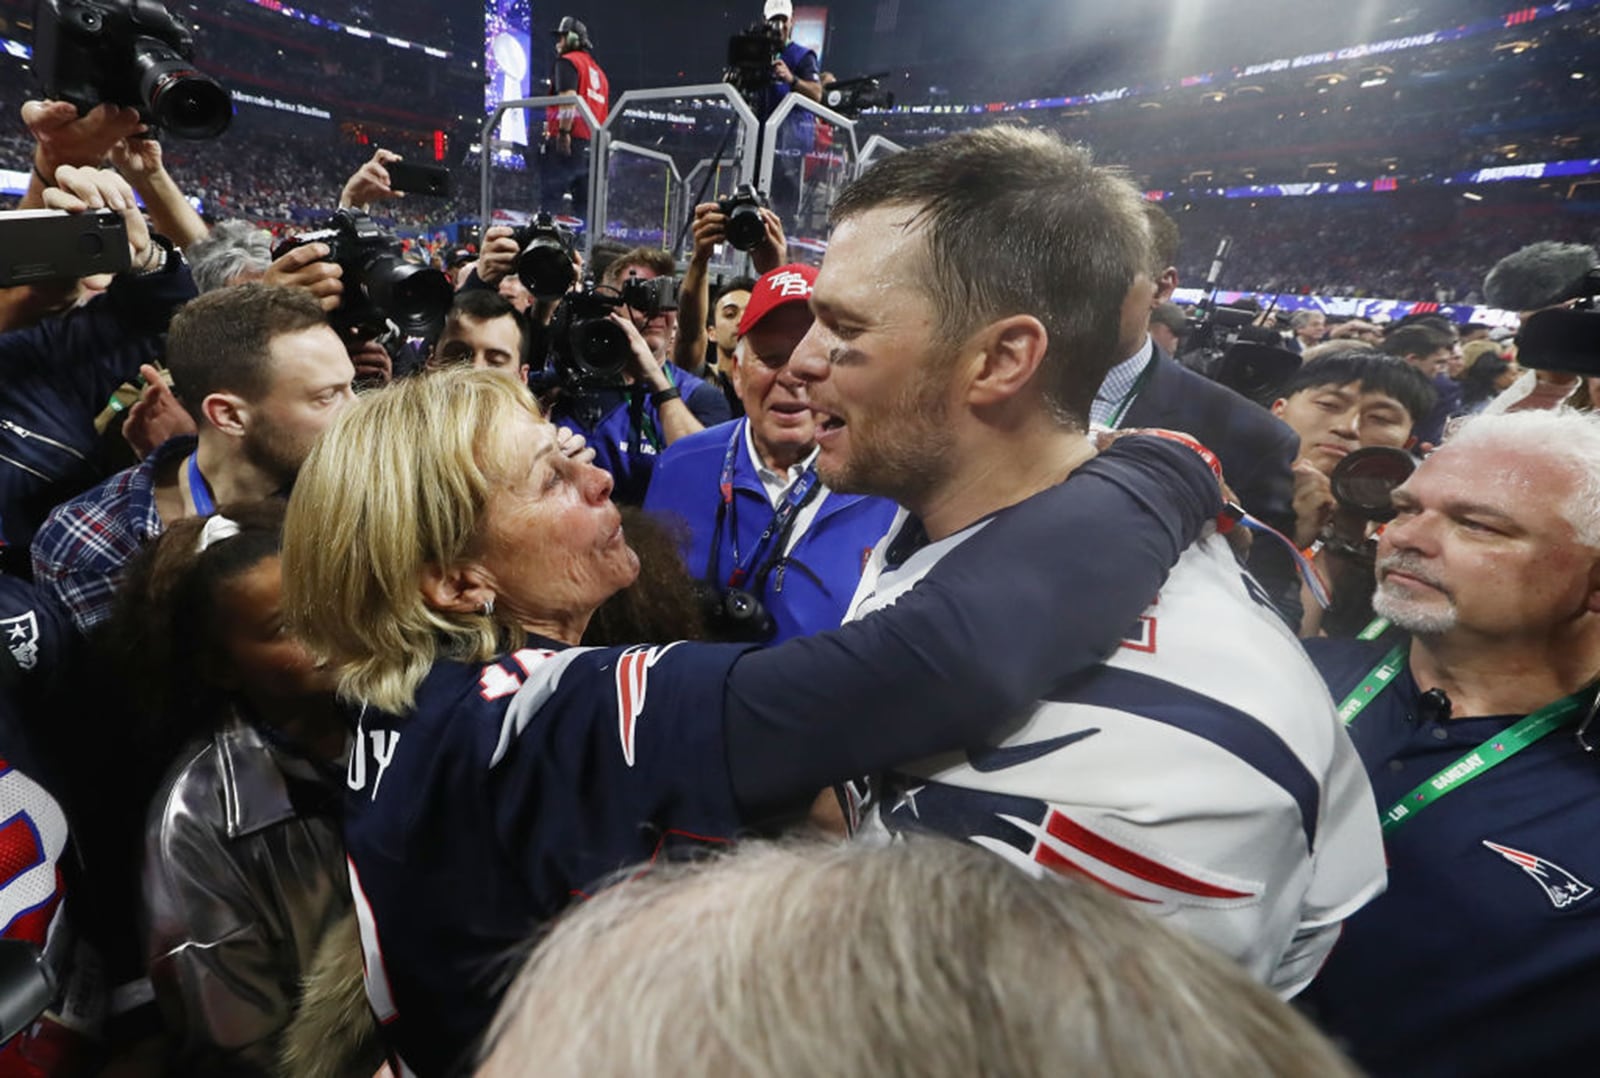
[643,263,897,644]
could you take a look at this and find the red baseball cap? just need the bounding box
[737,263,818,337]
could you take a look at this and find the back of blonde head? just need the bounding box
[282,368,541,713]
[478,839,1360,1078]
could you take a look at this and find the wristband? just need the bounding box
[650,385,681,407]
[32,163,54,188]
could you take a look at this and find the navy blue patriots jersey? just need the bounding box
[1301,638,1600,1077]
[345,639,750,1077]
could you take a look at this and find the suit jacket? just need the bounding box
[1122,350,1302,621]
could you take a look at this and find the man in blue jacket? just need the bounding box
[644,264,895,642]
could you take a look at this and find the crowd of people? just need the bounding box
[2,2,1600,1076]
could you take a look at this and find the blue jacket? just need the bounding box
[0,260,196,555]
[548,365,729,505]
[643,419,896,642]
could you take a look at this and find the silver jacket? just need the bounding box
[141,715,350,1074]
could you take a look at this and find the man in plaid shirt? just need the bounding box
[32,285,356,635]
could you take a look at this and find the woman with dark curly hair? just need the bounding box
[107,500,372,1076]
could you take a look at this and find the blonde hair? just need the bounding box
[281,368,541,713]
[478,839,1362,1078]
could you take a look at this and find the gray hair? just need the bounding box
[1441,409,1600,547]
[477,839,1360,1078]
[1290,310,1325,329]
[185,220,273,294]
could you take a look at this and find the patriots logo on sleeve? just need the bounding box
[881,779,1258,911]
[614,644,681,767]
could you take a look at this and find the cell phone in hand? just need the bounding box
[0,210,131,286]
[386,161,453,198]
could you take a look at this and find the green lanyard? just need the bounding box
[1336,630,1588,834]
[1379,694,1586,834]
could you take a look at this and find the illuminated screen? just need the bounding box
[793,6,828,65]
[485,0,533,149]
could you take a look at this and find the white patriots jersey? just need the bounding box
[851,511,1387,997]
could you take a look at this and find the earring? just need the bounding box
[479,597,495,617]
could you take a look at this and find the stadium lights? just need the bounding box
[1463,191,1484,201]
[1574,72,1587,79]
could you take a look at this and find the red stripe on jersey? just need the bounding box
[1045,811,1254,899]
[1034,841,1156,903]
[617,649,647,766]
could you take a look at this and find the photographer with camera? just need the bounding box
[760,1,822,111]
[540,17,608,221]
[542,249,731,504]
[1265,350,1436,636]
[673,197,787,378]
[644,264,896,644]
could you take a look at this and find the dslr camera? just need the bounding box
[32,0,233,140]
[546,275,679,390]
[716,185,769,253]
[273,210,453,341]
[512,213,577,299]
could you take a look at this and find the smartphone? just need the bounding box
[0,210,131,286]
[386,161,453,198]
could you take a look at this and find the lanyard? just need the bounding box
[187,452,216,516]
[1381,694,1585,834]
[716,421,820,589]
[1105,354,1158,429]
[1336,638,1589,834]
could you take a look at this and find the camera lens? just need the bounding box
[135,40,233,140]
[517,238,576,299]
[569,318,631,383]
[725,203,766,252]
[1330,446,1417,522]
[364,256,453,338]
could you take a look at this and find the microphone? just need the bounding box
[1483,241,1598,312]
[1419,688,1452,723]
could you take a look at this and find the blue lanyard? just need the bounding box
[187,452,216,516]
[717,420,820,588]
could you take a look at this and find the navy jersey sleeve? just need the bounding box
[486,641,755,886]
[723,435,1221,819]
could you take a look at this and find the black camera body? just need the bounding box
[32,0,232,140]
[716,184,769,253]
[1179,306,1300,405]
[0,209,130,286]
[725,20,785,96]
[693,582,776,644]
[512,213,577,299]
[273,210,452,342]
[546,275,679,390]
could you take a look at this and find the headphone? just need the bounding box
[563,31,582,50]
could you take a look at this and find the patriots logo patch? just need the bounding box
[0,613,39,671]
[1482,840,1594,910]
[614,644,681,767]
